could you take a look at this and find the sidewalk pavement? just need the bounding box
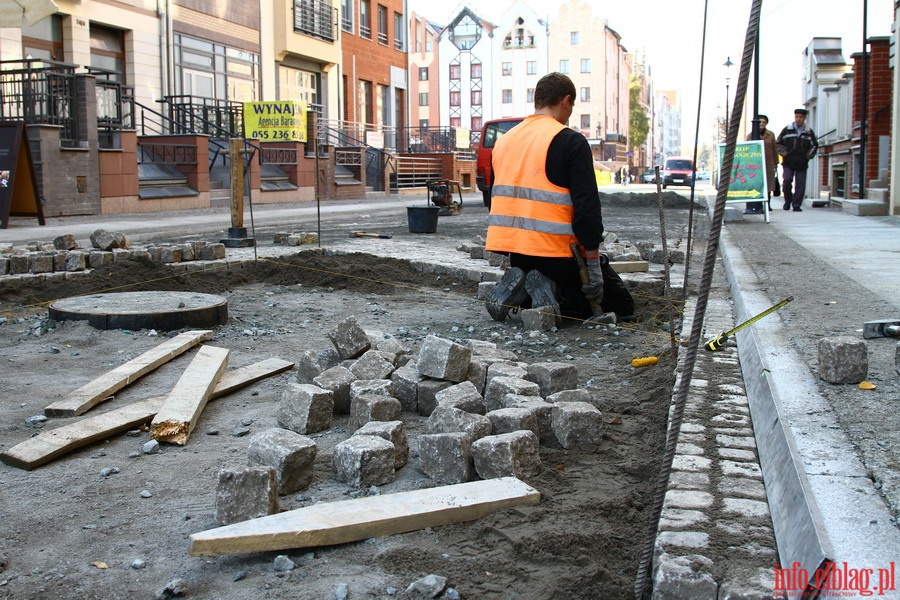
[715,200,900,591]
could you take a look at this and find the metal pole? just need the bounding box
[859,0,868,197]
[725,81,730,143]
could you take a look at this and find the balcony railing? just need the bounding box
[295,0,338,42]
[86,67,135,149]
[162,95,244,137]
[0,58,77,147]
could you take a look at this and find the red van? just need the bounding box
[476,117,524,207]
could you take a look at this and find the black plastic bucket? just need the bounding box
[407,206,439,233]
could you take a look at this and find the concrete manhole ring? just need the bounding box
[49,291,228,331]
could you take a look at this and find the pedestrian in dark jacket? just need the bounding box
[775,108,818,212]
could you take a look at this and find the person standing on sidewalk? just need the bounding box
[775,108,818,212]
[483,72,634,324]
[743,114,778,214]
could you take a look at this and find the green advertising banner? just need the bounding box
[716,141,767,200]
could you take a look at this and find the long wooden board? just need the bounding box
[188,477,541,557]
[1,358,294,470]
[610,260,650,274]
[44,330,214,417]
[151,345,230,445]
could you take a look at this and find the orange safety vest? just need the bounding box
[485,114,577,258]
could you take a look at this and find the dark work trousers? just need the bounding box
[782,165,807,209]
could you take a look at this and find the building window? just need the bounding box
[472,116,483,131]
[359,0,371,39]
[450,117,461,128]
[279,65,319,106]
[580,58,591,73]
[450,91,461,106]
[502,89,512,103]
[570,31,579,45]
[526,61,536,75]
[377,5,388,45]
[419,119,429,128]
[502,62,512,76]
[341,0,353,33]
[471,62,482,79]
[393,12,404,50]
[175,34,259,102]
[295,0,337,42]
[559,59,569,74]
[527,88,534,103]
[580,87,591,101]
[419,92,428,106]
[22,15,64,61]
[419,67,428,81]
[449,63,460,80]
[580,114,590,130]
[90,24,126,82]
[471,90,482,106]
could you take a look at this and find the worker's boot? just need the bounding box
[524,270,561,326]
[486,267,527,321]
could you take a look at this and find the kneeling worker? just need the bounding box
[484,72,634,324]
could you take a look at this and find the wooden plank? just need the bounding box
[1,358,294,470]
[44,330,213,417]
[150,345,230,445]
[188,477,541,557]
[610,260,650,274]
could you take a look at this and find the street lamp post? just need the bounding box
[723,56,735,142]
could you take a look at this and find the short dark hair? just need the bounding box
[756,114,768,122]
[534,72,576,109]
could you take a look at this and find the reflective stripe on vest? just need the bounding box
[485,115,577,258]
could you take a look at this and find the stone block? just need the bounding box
[64,251,87,272]
[501,396,556,444]
[276,383,334,434]
[332,435,395,488]
[416,378,453,416]
[390,364,423,412]
[486,361,528,384]
[312,366,356,415]
[353,420,408,469]
[466,356,496,395]
[297,347,341,383]
[435,380,486,414]
[418,432,474,484]
[471,431,541,480]
[0,257,9,275]
[486,407,540,438]
[90,229,121,251]
[551,401,604,448]
[215,466,278,525]
[818,336,868,384]
[483,376,540,412]
[663,490,715,510]
[29,252,54,273]
[112,248,133,261]
[328,316,371,360]
[521,308,557,331]
[177,243,195,261]
[472,346,519,361]
[526,362,579,397]
[146,246,162,262]
[545,388,595,406]
[53,251,67,271]
[376,337,409,357]
[53,234,79,250]
[477,281,493,299]
[651,553,718,600]
[417,335,472,382]
[199,243,226,261]
[470,246,485,260]
[9,254,30,274]
[426,406,492,440]
[247,428,318,495]
[190,241,207,257]
[349,378,393,402]
[350,349,396,380]
[349,394,402,431]
[159,246,183,264]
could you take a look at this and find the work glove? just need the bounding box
[582,257,604,303]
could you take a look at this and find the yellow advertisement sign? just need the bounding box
[455,127,470,149]
[242,102,307,142]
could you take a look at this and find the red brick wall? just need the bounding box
[851,38,892,193]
